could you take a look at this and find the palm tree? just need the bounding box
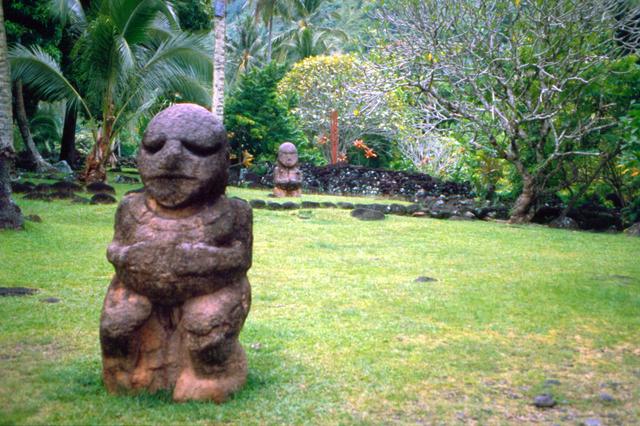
[0,1,23,229]
[212,0,226,121]
[252,0,291,62]
[273,0,348,62]
[11,0,212,183]
[227,15,266,86]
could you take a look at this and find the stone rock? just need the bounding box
[337,202,354,210]
[100,103,252,403]
[533,394,556,408]
[52,160,73,175]
[41,297,61,303]
[412,211,428,217]
[266,201,283,210]
[0,287,38,296]
[543,379,561,387]
[624,222,640,237]
[463,211,477,220]
[25,214,42,222]
[249,199,267,209]
[388,204,408,215]
[90,193,117,204]
[50,181,83,192]
[301,201,320,209]
[549,216,579,230]
[281,201,299,210]
[599,392,614,402]
[23,192,52,201]
[429,210,451,219]
[87,182,116,195]
[273,143,302,197]
[10,181,35,193]
[114,174,140,184]
[415,276,437,283]
[320,202,337,208]
[582,419,602,426]
[351,208,385,221]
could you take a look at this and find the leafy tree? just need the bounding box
[374,0,640,222]
[278,53,401,162]
[11,0,212,182]
[0,1,23,229]
[225,63,304,162]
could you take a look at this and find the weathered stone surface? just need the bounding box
[87,182,116,195]
[533,394,556,408]
[273,142,302,197]
[0,287,37,296]
[301,201,320,209]
[52,160,74,175]
[549,216,579,230]
[351,208,385,221]
[41,297,61,303]
[249,199,267,209]
[91,193,117,204]
[624,222,640,237]
[320,202,337,208]
[51,181,83,192]
[337,202,354,210]
[114,174,140,184]
[10,181,35,193]
[100,103,252,404]
[281,201,299,210]
[414,276,437,283]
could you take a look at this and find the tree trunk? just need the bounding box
[82,128,111,184]
[0,2,23,229]
[60,102,78,167]
[13,80,53,173]
[267,17,273,63]
[509,174,538,224]
[212,0,226,122]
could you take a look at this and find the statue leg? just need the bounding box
[100,277,152,392]
[173,278,251,403]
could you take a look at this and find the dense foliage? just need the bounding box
[224,63,306,163]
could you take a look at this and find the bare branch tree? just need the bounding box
[372,0,640,222]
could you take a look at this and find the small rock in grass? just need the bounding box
[41,297,61,303]
[297,210,313,220]
[337,202,354,210]
[582,419,602,426]
[281,201,299,210]
[351,208,385,221]
[624,222,640,237]
[320,202,337,208]
[412,211,427,217]
[266,202,283,210]
[388,204,407,215]
[414,276,437,283]
[90,193,117,205]
[0,287,38,297]
[250,343,262,351]
[72,195,91,204]
[249,199,267,209]
[599,392,614,402]
[114,174,139,184]
[86,182,116,195]
[50,181,83,192]
[10,182,35,193]
[549,216,579,230]
[23,192,52,201]
[543,379,561,387]
[301,201,320,209]
[533,394,556,408]
[25,214,42,223]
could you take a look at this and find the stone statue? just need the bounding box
[99,103,252,403]
[273,142,302,197]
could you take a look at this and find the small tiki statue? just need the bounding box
[273,142,302,197]
[100,103,252,403]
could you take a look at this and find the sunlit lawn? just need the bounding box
[1,178,639,425]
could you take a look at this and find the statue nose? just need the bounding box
[158,139,183,169]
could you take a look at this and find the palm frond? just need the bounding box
[49,0,87,32]
[9,45,91,119]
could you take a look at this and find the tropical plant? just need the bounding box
[278,53,401,162]
[373,0,640,223]
[225,63,305,162]
[251,0,291,62]
[0,1,23,229]
[227,14,266,87]
[10,0,212,183]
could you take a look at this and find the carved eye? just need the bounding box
[182,139,221,157]
[142,137,165,154]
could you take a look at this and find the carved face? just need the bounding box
[277,142,298,168]
[138,104,228,209]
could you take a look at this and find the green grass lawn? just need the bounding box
[1,179,639,425]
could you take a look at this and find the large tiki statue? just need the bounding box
[273,142,302,197]
[100,103,252,403]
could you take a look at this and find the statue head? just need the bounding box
[277,142,299,168]
[138,103,228,209]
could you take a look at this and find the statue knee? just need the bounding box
[100,282,152,342]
